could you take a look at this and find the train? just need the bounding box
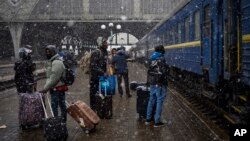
[133,0,250,124]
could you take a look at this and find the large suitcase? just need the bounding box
[40,94,68,141]
[95,95,112,119]
[66,100,100,134]
[95,81,113,119]
[136,86,150,119]
[19,92,44,129]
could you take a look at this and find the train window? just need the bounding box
[203,5,211,37]
[166,30,170,45]
[173,25,177,44]
[178,22,182,43]
[194,10,200,40]
[185,16,190,42]
[170,26,174,45]
[162,34,164,45]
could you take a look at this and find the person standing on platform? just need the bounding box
[145,45,168,127]
[89,37,108,110]
[14,45,36,93]
[39,45,68,122]
[112,46,132,98]
[108,48,117,74]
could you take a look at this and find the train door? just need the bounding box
[223,0,239,79]
[201,1,212,70]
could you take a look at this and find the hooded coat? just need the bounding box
[44,54,66,91]
[112,50,129,74]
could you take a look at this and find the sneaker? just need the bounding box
[154,122,164,127]
[145,119,153,125]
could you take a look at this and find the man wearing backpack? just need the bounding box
[39,45,68,122]
[89,37,108,110]
[145,45,169,127]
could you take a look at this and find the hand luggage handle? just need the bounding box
[39,93,48,119]
[39,93,55,118]
[46,94,55,117]
[65,100,71,108]
[99,80,107,96]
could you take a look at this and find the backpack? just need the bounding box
[58,51,76,85]
[147,59,166,85]
[80,49,102,74]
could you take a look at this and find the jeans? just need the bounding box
[117,72,130,96]
[146,85,167,123]
[50,90,67,122]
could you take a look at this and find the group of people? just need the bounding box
[88,37,132,111]
[14,36,169,128]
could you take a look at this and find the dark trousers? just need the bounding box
[50,90,67,122]
[90,78,99,110]
[117,72,130,96]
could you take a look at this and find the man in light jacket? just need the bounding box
[39,45,68,122]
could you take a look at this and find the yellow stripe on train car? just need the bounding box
[242,34,250,43]
[148,40,201,51]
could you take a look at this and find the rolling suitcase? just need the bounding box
[40,94,68,141]
[66,100,100,134]
[136,85,156,120]
[136,86,151,119]
[19,92,44,130]
[95,81,113,119]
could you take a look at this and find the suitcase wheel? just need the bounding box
[85,130,90,134]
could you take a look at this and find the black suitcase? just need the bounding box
[136,86,150,119]
[130,81,138,90]
[136,85,156,120]
[95,95,112,119]
[95,82,113,119]
[130,81,147,91]
[40,94,68,141]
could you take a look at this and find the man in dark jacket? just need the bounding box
[145,45,168,127]
[14,45,36,93]
[112,47,132,97]
[89,37,108,110]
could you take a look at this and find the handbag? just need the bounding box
[99,76,116,96]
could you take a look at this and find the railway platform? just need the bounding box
[0,62,229,141]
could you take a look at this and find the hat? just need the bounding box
[45,45,58,54]
[19,46,32,59]
[97,37,107,47]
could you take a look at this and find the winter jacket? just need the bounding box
[44,54,66,91]
[89,48,108,79]
[14,59,36,93]
[112,50,129,74]
[147,51,168,86]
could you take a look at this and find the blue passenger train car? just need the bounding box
[135,0,250,124]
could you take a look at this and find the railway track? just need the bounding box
[168,80,231,140]
[0,69,46,91]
